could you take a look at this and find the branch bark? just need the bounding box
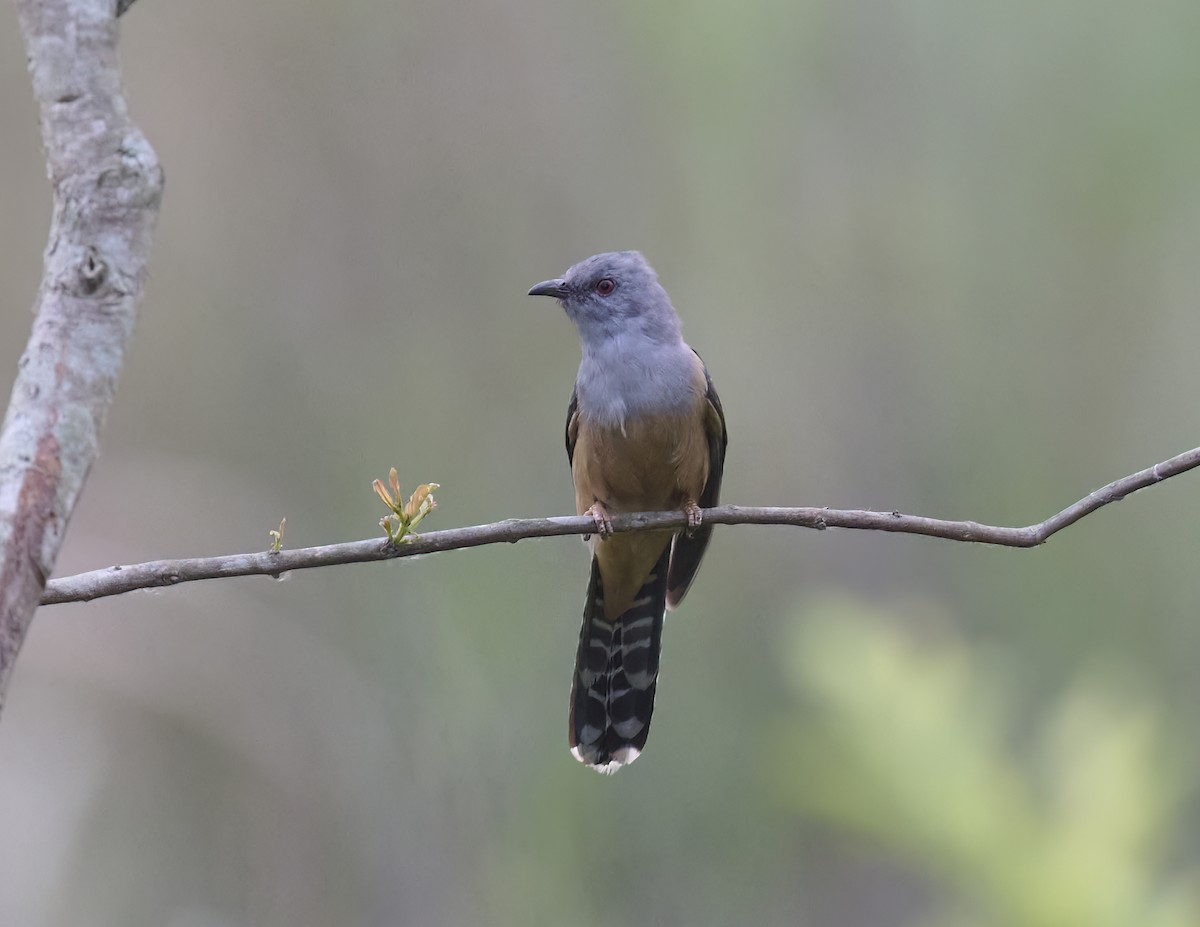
[2,0,162,703]
[40,445,1200,606]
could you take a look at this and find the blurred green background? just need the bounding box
[3,1,1200,925]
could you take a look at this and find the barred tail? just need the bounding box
[568,547,670,774]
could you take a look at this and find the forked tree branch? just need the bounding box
[3,0,162,702]
[40,445,1200,606]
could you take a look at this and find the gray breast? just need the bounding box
[576,337,698,430]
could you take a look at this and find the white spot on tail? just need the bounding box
[571,743,642,775]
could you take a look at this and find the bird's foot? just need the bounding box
[586,502,614,540]
[683,500,703,536]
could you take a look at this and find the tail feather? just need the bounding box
[569,548,669,774]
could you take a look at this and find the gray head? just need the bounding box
[528,251,682,347]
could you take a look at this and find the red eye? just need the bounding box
[595,278,615,296]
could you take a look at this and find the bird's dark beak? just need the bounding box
[528,278,568,299]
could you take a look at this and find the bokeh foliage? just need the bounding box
[777,597,1199,927]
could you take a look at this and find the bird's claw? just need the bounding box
[586,502,614,540]
[683,501,703,536]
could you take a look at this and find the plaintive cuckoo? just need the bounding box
[529,251,727,774]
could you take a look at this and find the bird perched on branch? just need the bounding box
[528,251,727,773]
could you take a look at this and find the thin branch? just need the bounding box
[40,445,1200,606]
[3,0,162,703]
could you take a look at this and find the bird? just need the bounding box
[528,251,727,774]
